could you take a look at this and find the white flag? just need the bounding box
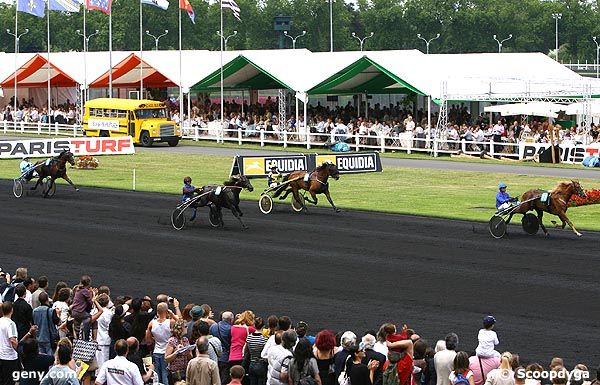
[141,0,169,10]
[222,0,240,20]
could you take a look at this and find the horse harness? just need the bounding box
[305,171,328,189]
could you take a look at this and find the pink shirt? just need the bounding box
[229,325,256,361]
[469,356,500,385]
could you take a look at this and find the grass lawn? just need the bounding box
[2,151,600,231]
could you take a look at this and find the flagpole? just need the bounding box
[178,5,183,127]
[83,7,86,101]
[109,6,112,98]
[139,0,143,100]
[220,0,224,142]
[47,0,51,119]
[13,4,18,130]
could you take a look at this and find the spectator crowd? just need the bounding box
[0,267,597,385]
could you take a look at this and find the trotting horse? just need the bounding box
[205,175,254,229]
[273,161,341,212]
[506,180,586,237]
[32,150,79,198]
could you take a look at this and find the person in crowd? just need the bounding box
[146,301,177,385]
[52,287,71,339]
[228,365,245,385]
[344,344,378,385]
[588,365,600,385]
[199,304,216,326]
[211,311,234,384]
[13,284,33,341]
[485,352,515,385]
[263,316,278,339]
[125,298,155,357]
[109,304,131,359]
[383,330,414,385]
[32,292,60,355]
[361,334,385,385]
[374,324,394,357]
[51,282,68,303]
[0,302,20,385]
[245,317,267,385]
[20,337,54,385]
[96,294,114,371]
[295,322,315,346]
[31,276,48,309]
[267,330,297,385]
[40,344,81,385]
[71,275,94,337]
[96,339,144,385]
[191,320,222,362]
[476,316,500,359]
[165,319,193,384]
[334,331,357,379]
[434,333,459,385]
[288,338,321,385]
[187,306,204,341]
[186,337,221,385]
[230,311,256,367]
[126,337,155,384]
[449,352,475,385]
[313,330,336,385]
[262,316,292,358]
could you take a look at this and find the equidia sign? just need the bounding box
[0,137,136,159]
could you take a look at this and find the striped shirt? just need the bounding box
[246,332,267,363]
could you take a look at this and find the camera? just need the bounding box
[168,297,174,303]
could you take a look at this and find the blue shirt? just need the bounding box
[209,321,232,363]
[182,183,196,201]
[496,191,511,208]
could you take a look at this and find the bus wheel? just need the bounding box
[140,131,153,147]
[168,140,179,147]
[99,131,109,137]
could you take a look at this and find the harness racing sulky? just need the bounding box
[13,151,79,199]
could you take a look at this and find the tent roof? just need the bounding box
[307,50,426,95]
[88,52,175,88]
[0,53,78,88]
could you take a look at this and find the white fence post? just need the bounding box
[433,136,438,157]
[238,126,242,145]
[407,133,412,155]
[20,121,24,134]
[3,120,6,134]
[283,131,288,148]
[355,134,360,152]
[461,139,466,153]
[260,129,265,147]
[54,122,59,135]
[489,139,495,157]
[380,132,385,153]
[73,125,77,137]
[306,131,311,150]
[194,126,199,141]
[37,121,42,135]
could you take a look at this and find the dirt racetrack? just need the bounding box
[0,179,598,366]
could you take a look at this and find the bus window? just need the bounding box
[135,108,168,119]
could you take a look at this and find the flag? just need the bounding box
[16,0,45,17]
[222,0,240,21]
[179,0,194,24]
[86,0,111,14]
[142,0,169,10]
[49,0,81,12]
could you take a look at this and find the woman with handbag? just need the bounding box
[230,311,256,367]
[72,289,104,385]
[245,318,268,385]
[165,320,193,385]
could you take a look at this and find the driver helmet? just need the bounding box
[498,182,507,190]
[22,155,29,160]
[183,176,192,184]
[270,165,278,170]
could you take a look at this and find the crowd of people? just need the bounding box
[1,98,78,125]
[0,267,597,385]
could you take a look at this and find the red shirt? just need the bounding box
[383,354,413,385]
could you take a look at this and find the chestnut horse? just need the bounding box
[506,180,586,237]
[273,161,341,212]
[32,150,79,198]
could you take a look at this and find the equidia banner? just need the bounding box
[519,142,600,164]
[0,137,136,159]
[230,152,382,177]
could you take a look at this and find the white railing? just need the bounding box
[181,122,520,158]
[1,120,83,137]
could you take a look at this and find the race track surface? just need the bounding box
[0,179,598,366]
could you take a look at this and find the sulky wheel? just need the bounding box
[291,194,305,212]
[489,215,507,239]
[521,213,540,235]
[208,207,221,228]
[13,179,23,198]
[259,194,273,215]
[171,208,186,230]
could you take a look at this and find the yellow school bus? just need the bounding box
[83,98,181,147]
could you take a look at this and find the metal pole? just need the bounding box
[329,0,333,52]
[47,2,51,114]
[139,0,143,99]
[14,6,18,130]
[352,32,373,52]
[552,13,562,62]
[594,37,600,78]
[417,33,440,55]
[109,9,113,97]
[178,7,183,126]
[83,10,87,101]
[220,0,224,140]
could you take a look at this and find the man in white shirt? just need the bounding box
[0,302,20,385]
[96,294,114,372]
[434,333,458,385]
[96,339,144,385]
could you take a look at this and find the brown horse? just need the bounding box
[506,180,586,237]
[32,150,79,198]
[273,161,341,212]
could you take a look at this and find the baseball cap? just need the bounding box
[483,315,496,327]
[498,183,507,189]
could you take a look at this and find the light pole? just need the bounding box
[329,0,333,52]
[283,30,306,49]
[76,28,99,102]
[493,34,512,53]
[6,28,28,129]
[552,13,562,62]
[593,36,600,78]
[416,33,440,55]
[216,30,238,51]
[145,29,169,51]
[351,32,374,52]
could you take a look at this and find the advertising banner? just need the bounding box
[519,142,600,164]
[0,137,136,159]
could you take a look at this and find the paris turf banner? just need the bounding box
[0,137,135,159]
[230,152,382,177]
[518,142,600,164]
